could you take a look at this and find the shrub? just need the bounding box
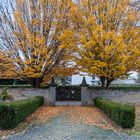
[0,96,44,129]
[94,97,135,128]
[0,88,13,102]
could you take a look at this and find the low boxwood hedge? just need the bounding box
[0,96,44,129]
[94,97,135,128]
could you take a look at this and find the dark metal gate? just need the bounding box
[56,86,81,101]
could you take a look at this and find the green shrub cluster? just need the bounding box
[0,96,44,129]
[0,88,13,102]
[94,97,135,128]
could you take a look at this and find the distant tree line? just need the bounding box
[0,79,29,85]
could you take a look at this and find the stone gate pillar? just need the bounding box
[81,77,89,106]
[47,77,56,106]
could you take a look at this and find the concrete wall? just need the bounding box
[1,87,140,106]
[0,88,56,106]
[85,87,140,105]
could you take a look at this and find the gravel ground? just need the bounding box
[4,107,140,140]
[6,116,140,140]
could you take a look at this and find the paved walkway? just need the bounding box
[3,106,140,140]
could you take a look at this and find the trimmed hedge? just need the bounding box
[94,97,135,128]
[0,96,44,129]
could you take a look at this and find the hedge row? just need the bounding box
[0,96,44,129]
[94,97,135,128]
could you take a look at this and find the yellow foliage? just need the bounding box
[0,51,16,79]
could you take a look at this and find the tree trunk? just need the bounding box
[105,78,114,89]
[30,78,42,88]
[100,76,106,89]
[35,78,41,88]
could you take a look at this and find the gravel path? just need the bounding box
[5,107,140,140]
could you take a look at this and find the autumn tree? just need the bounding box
[72,0,140,89]
[0,0,77,88]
